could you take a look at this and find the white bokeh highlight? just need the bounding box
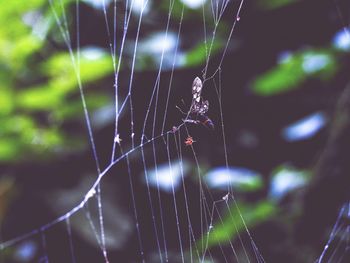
[269,167,308,200]
[180,0,207,9]
[205,166,262,190]
[333,28,350,51]
[146,160,189,193]
[282,112,327,142]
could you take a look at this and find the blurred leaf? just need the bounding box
[19,84,59,109]
[160,0,186,19]
[85,93,112,108]
[239,177,263,191]
[42,48,114,93]
[199,201,276,250]
[0,88,14,115]
[10,35,43,70]
[0,115,36,137]
[0,138,23,161]
[0,118,66,161]
[0,0,46,15]
[30,128,64,150]
[53,93,111,121]
[16,48,113,112]
[0,0,111,163]
[79,49,115,83]
[184,41,223,67]
[205,166,264,192]
[16,85,63,111]
[269,165,311,200]
[0,1,50,72]
[252,49,337,96]
[257,0,302,10]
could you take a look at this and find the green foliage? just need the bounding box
[198,201,277,250]
[0,88,14,115]
[0,0,48,72]
[42,49,114,91]
[16,85,63,110]
[159,0,185,19]
[252,49,337,96]
[237,175,264,192]
[54,93,110,121]
[269,165,311,200]
[184,41,223,67]
[0,138,22,162]
[0,114,63,161]
[0,0,113,162]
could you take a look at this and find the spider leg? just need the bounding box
[182,119,200,124]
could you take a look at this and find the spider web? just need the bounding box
[317,203,350,263]
[0,0,350,263]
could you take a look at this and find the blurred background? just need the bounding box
[1,0,350,262]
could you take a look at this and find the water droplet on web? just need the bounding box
[85,188,96,202]
[114,134,122,144]
[222,193,229,202]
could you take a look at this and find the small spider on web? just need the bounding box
[177,77,214,130]
[184,136,195,146]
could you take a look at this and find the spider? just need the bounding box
[184,136,195,146]
[179,77,214,130]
